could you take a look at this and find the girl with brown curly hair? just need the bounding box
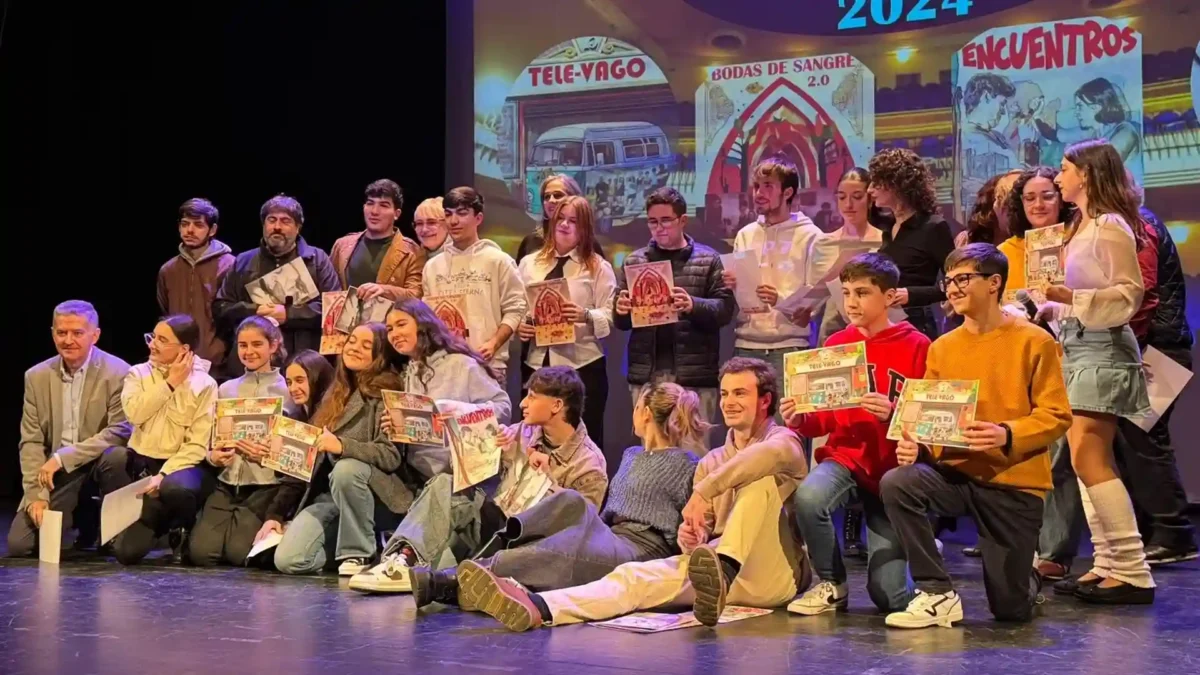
[867,148,955,340]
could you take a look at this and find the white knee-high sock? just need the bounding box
[1085,479,1155,588]
[1078,477,1111,579]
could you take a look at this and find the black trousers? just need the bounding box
[112,451,216,565]
[189,482,280,567]
[881,463,1043,622]
[521,356,609,452]
[1116,345,1196,550]
[7,446,129,557]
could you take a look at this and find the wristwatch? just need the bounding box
[999,423,1013,453]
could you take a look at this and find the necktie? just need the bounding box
[542,256,571,366]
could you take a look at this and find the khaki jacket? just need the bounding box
[329,230,425,301]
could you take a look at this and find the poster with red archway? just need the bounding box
[694,54,875,243]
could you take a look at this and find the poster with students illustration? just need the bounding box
[952,17,1143,220]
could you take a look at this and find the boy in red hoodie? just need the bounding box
[783,253,930,616]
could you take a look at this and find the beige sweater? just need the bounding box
[693,420,808,536]
[122,358,218,475]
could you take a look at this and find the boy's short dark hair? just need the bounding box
[719,356,779,417]
[179,198,219,228]
[365,179,404,211]
[753,154,801,205]
[945,243,1009,300]
[444,186,484,214]
[645,187,687,217]
[528,365,585,427]
[260,194,304,225]
[839,252,901,291]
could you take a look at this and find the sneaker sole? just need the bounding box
[786,598,848,616]
[1147,551,1199,566]
[688,548,727,627]
[348,576,411,593]
[458,561,536,632]
[884,607,963,629]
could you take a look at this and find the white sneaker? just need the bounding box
[787,581,849,616]
[936,539,945,556]
[337,557,371,577]
[885,590,963,629]
[348,554,412,593]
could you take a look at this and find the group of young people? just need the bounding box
[11,137,1194,633]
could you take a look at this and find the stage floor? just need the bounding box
[1,524,1198,674]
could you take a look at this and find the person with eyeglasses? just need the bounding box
[157,198,236,381]
[413,197,449,259]
[614,187,735,449]
[213,194,342,366]
[112,314,219,565]
[881,244,1071,628]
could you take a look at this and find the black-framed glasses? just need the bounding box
[937,273,989,293]
[647,216,678,229]
[542,191,568,201]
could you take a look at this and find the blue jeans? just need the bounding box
[1038,437,1083,566]
[382,473,489,570]
[274,458,396,574]
[793,461,912,612]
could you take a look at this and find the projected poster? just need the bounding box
[479,36,682,251]
[951,17,1143,220]
[695,54,875,241]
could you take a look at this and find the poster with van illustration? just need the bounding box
[887,380,980,449]
[265,416,321,482]
[783,342,869,413]
[1025,223,1066,288]
[213,397,284,450]
[381,391,446,447]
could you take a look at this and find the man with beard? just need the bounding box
[213,194,341,359]
[157,198,236,379]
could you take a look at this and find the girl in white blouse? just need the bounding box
[1041,139,1153,604]
[517,195,617,451]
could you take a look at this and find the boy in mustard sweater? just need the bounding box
[880,243,1071,629]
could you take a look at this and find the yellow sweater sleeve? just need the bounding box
[1004,335,1072,461]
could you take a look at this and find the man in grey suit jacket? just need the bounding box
[10,301,133,557]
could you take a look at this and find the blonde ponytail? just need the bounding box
[642,382,713,450]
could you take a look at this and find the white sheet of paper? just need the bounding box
[1128,347,1194,432]
[39,510,63,564]
[246,530,284,562]
[101,477,152,545]
[776,284,830,318]
[825,279,908,323]
[720,251,765,314]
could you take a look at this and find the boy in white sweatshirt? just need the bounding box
[722,155,832,388]
[422,187,527,380]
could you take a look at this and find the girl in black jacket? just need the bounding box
[867,149,955,341]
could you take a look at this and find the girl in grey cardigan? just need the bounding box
[190,316,296,566]
[384,298,511,481]
[273,323,405,577]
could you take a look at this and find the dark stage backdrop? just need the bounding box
[1,1,448,498]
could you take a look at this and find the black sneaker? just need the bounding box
[413,566,460,609]
[962,546,982,558]
[168,528,187,565]
[843,510,867,560]
[1144,544,1199,566]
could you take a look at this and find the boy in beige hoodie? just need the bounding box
[460,357,813,630]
